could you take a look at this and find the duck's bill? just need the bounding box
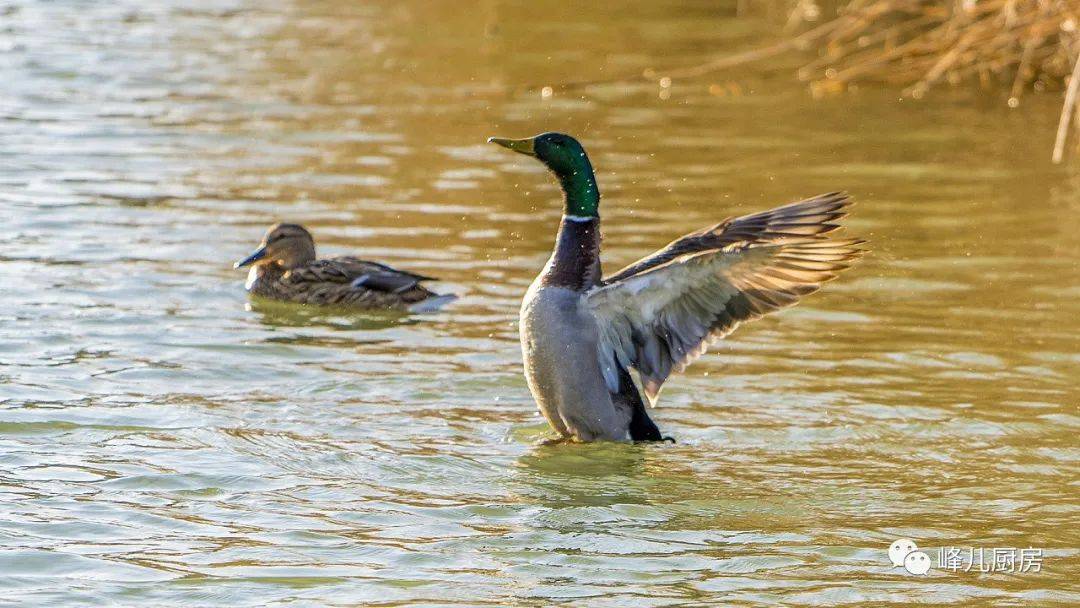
[487,136,535,156]
[234,247,267,268]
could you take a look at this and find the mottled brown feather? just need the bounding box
[249,257,443,310]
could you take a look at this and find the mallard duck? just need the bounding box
[489,132,864,443]
[235,223,456,312]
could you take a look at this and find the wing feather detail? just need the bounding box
[284,257,434,293]
[586,192,865,405]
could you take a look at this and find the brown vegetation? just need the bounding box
[547,1,1080,161]
[783,0,1077,97]
[777,0,1080,161]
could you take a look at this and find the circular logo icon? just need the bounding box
[888,538,918,567]
[904,550,932,575]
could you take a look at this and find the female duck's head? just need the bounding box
[235,223,317,270]
[488,132,599,218]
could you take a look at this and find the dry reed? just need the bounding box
[781,0,1080,161]
[543,1,1080,161]
[786,0,1077,94]
[747,0,1080,161]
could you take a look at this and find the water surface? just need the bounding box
[1,0,1077,605]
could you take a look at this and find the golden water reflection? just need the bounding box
[0,0,1076,604]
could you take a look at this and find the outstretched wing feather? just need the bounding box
[587,192,864,405]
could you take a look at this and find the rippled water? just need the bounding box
[2,0,1078,605]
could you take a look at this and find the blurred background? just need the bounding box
[0,0,1077,605]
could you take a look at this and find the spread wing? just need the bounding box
[585,192,864,405]
[284,257,435,293]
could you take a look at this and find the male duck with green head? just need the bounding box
[490,132,863,443]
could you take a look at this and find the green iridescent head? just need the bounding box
[488,132,599,218]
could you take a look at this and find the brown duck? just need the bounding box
[235,223,456,312]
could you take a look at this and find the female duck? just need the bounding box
[235,223,456,312]
[489,132,864,443]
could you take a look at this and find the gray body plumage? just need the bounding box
[520,282,632,441]
[518,195,864,443]
[490,132,863,443]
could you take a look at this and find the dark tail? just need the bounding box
[617,364,668,442]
